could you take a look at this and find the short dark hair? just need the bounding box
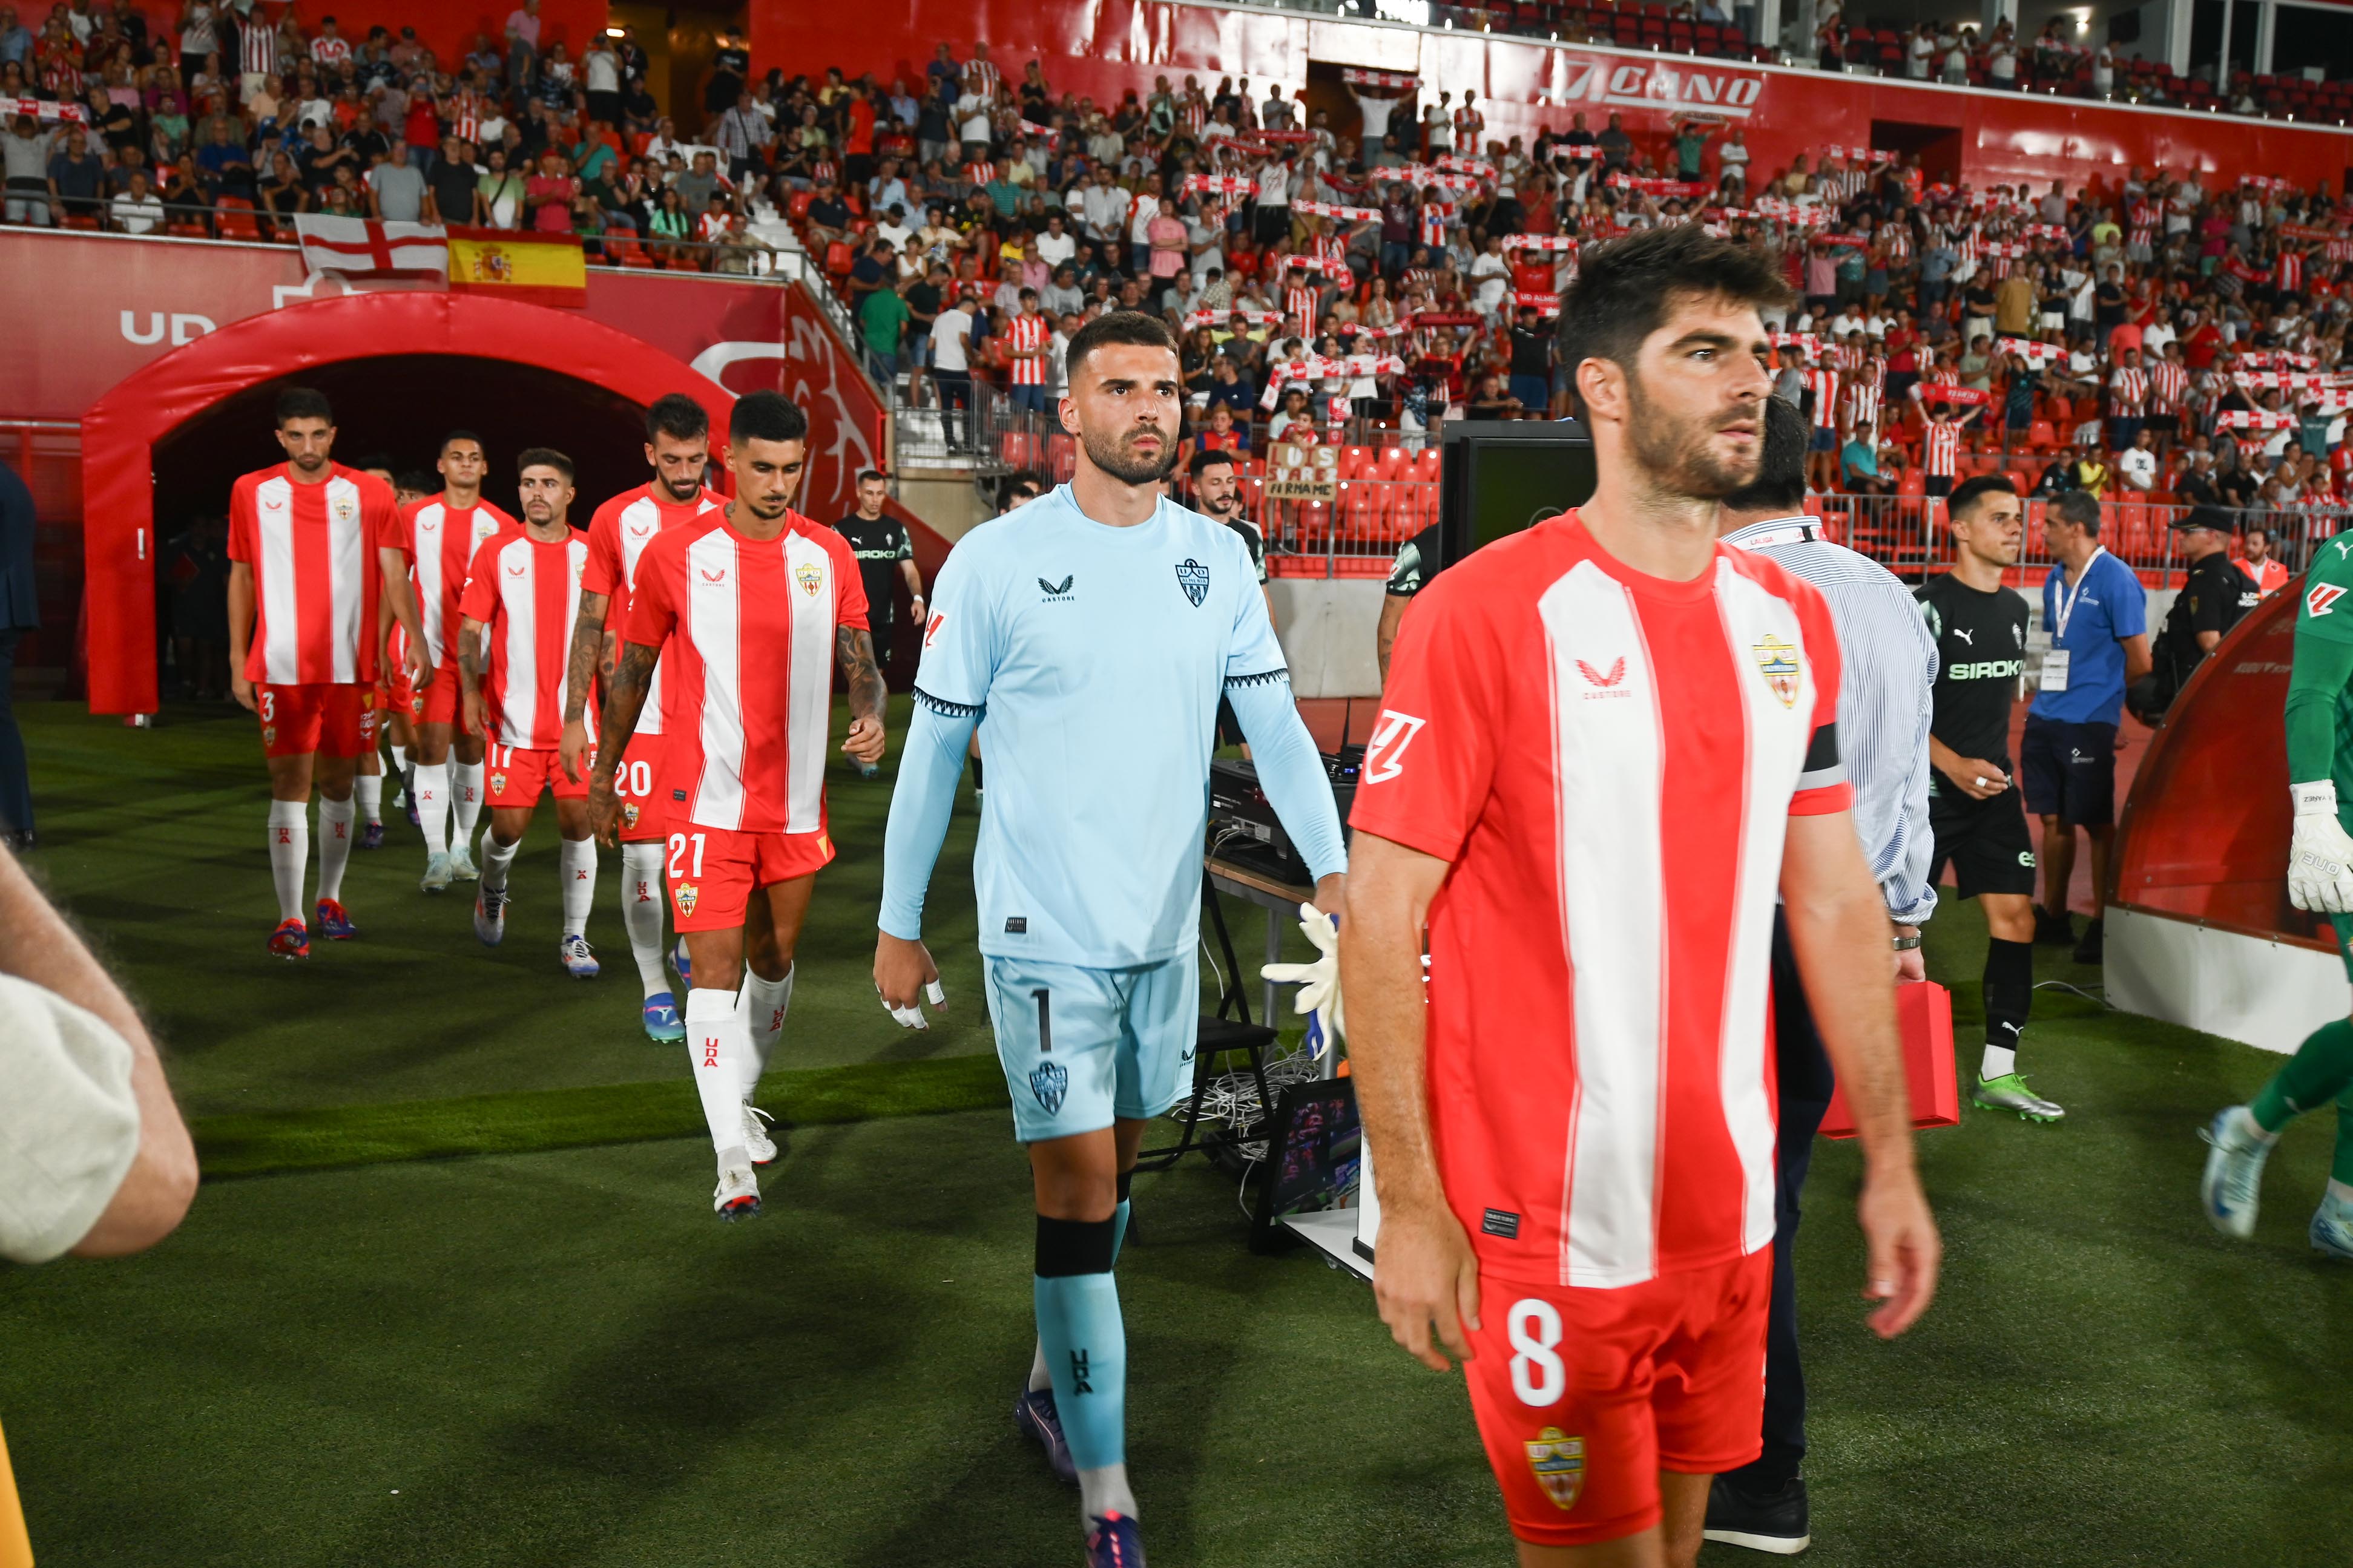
[1722,393,1808,513]
[1005,470,1044,498]
[350,453,395,477]
[1947,474,2018,522]
[729,390,809,445]
[2052,488,2102,535]
[439,428,482,454]
[516,446,574,481]
[1063,310,1177,385]
[275,386,334,425]
[645,392,710,444]
[1188,447,1237,479]
[1557,225,1792,401]
[394,468,435,494]
[856,468,888,485]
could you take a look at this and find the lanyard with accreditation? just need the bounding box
[2040,545,2107,693]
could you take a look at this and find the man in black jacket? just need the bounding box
[0,456,38,847]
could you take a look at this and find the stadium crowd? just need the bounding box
[11,2,2353,555]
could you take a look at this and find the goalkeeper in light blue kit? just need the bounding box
[874,312,1346,1568]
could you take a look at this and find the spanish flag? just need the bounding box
[445,226,588,308]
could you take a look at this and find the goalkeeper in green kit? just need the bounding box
[2202,535,2353,1258]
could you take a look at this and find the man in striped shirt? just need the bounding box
[1705,390,1938,1555]
[1802,353,1840,493]
[2146,342,2190,457]
[1005,289,1053,415]
[456,448,599,977]
[228,387,430,959]
[591,392,886,1220]
[1921,400,1974,497]
[2108,346,2150,453]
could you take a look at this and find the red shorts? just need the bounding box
[484,742,591,808]
[1463,1248,1770,1548]
[665,821,834,932]
[613,732,670,844]
[258,683,368,759]
[415,660,464,727]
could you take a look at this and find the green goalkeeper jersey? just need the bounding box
[2288,535,2353,833]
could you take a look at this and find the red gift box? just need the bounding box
[1817,980,1960,1140]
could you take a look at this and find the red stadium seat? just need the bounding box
[607,233,657,268]
[214,197,261,240]
[824,240,855,277]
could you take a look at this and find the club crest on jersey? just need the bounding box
[261,725,276,746]
[1524,1428,1586,1510]
[1752,634,1801,707]
[795,560,825,595]
[621,802,640,829]
[1174,557,1211,607]
[332,497,357,522]
[2309,582,2346,618]
[1030,1061,1069,1115]
[674,881,699,917]
[489,770,508,795]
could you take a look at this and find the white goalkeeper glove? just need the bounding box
[2289,781,2353,913]
[1262,902,1342,1058]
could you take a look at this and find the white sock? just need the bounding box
[267,799,308,922]
[315,796,356,902]
[413,762,452,853]
[1079,1465,1137,1526]
[1980,1044,2016,1080]
[685,986,749,1155]
[452,760,484,850]
[481,830,521,894]
[558,836,597,937]
[1029,1340,1053,1394]
[2234,1104,2280,1147]
[388,742,409,777]
[621,842,669,996]
[354,773,382,827]
[739,964,795,1098]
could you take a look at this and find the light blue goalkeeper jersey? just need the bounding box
[879,484,1346,968]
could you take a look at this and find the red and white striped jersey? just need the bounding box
[459,526,590,751]
[1881,227,1911,262]
[2109,364,2149,414]
[402,493,519,669]
[1805,367,1840,428]
[1452,104,1484,146]
[228,464,400,686]
[584,483,727,738]
[1419,202,1451,249]
[963,57,1000,98]
[309,34,350,64]
[1843,376,1882,433]
[1005,309,1051,386]
[449,89,484,144]
[2149,358,2189,413]
[810,157,840,188]
[1923,419,1960,477]
[1350,513,1851,1288]
[237,13,274,74]
[2280,249,2306,294]
[625,513,869,835]
[1285,283,1319,336]
[962,160,995,187]
[2128,203,2157,248]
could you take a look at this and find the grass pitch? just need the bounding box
[4,700,2351,1567]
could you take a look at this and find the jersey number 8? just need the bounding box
[1507,1297,1565,1407]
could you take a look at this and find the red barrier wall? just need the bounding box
[765,0,2353,194]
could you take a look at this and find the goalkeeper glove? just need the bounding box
[1262,902,1342,1057]
[2289,781,2353,914]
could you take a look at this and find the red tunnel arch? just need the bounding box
[79,290,736,715]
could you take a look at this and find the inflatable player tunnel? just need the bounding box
[2108,580,2346,1052]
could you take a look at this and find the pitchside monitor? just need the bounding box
[1438,419,1598,571]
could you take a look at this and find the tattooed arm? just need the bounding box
[456,618,489,740]
[587,640,658,846]
[837,626,888,765]
[558,588,609,782]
